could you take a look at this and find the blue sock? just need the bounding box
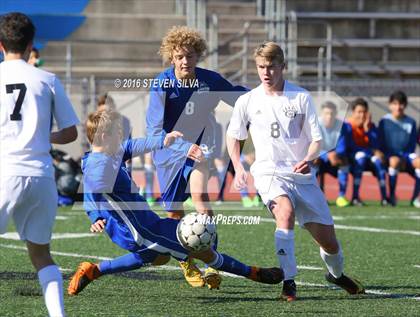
[372,157,387,200]
[388,167,398,200]
[337,166,349,197]
[217,169,225,201]
[208,252,251,278]
[352,157,366,200]
[99,253,144,275]
[412,169,420,201]
[144,165,154,199]
[240,187,249,198]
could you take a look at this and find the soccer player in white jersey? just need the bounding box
[0,13,79,317]
[226,42,365,301]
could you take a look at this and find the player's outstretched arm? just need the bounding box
[50,125,78,144]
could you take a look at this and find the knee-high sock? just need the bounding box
[353,153,368,200]
[38,265,65,317]
[274,229,297,280]
[144,164,154,199]
[216,166,225,201]
[412,168,420,201]
[207,252,251,277]
[99,253,145,275]
[338,165,349,197]
[372,156,387,200]
[388,167,398,200]
[320,245,344,278]
[240,186,249,198]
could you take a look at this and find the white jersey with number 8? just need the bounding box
[0,59,79,179]
[227,81,322,184]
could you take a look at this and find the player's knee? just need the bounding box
[152,255,171,266]
[412,156,420,169]
[269,202,294,227]
[389,156,401,169]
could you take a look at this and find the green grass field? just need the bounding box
[1,202,419,317]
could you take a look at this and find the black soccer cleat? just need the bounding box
[325,272,365,295]
[249,267,284,284]
[281,279,297,302]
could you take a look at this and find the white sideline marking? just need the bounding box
[414,265,420,269]
[2,243,418,301]
[334,224,420,236]
[0,243,112,261]
[296,281,420,300]
[0,232,98,241]
[56,216,69,220]
[252,217,420,236]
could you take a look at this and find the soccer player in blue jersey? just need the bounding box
[341,98,388,206]
[67,108,283,295]
[314,101,350,207]
[378,91,420,207]
[146,26,247,287]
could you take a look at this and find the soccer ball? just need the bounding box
[176,212,217,252]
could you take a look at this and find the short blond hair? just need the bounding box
[159,25,207,62]
[86,108,121,145]
[254,41,285,65]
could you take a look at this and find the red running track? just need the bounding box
[132,171,415,202]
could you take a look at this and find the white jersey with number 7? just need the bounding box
[0,59,79,179]
[227,81,322,184]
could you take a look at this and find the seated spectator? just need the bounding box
[314,101,350,207]
[342,98,388,206]
[378,91,420,207]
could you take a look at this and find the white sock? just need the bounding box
[38,265,65,317]
[415,168,420,179]
[320,245,344,278]
[274,229,297,280]
[388,167,398,176]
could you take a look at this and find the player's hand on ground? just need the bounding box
[90,219,106,233]
[164,131,183,147]
[234,166,248,190]
[293,160,311,174]
[187,144,204,162]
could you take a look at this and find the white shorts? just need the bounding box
[0,176,57,244]
[254,175,333,228]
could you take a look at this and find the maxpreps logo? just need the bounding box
[198,214,261,225]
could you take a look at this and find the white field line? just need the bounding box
[295,281,420,300]
[0,232,97,241]
[0,243,112,261]
[414,265,420,269]
[247,216,420,236]
[2,243,418,301]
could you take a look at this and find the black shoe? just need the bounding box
[281,279,297,302]
[351,198,365,207]
[325,273,365,294]
[249,267,284,284]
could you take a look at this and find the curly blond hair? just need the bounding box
[159,26,207,62]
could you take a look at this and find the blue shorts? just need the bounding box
[104,208,189,262]
[160,158,195,211]
[317,153,337,177]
